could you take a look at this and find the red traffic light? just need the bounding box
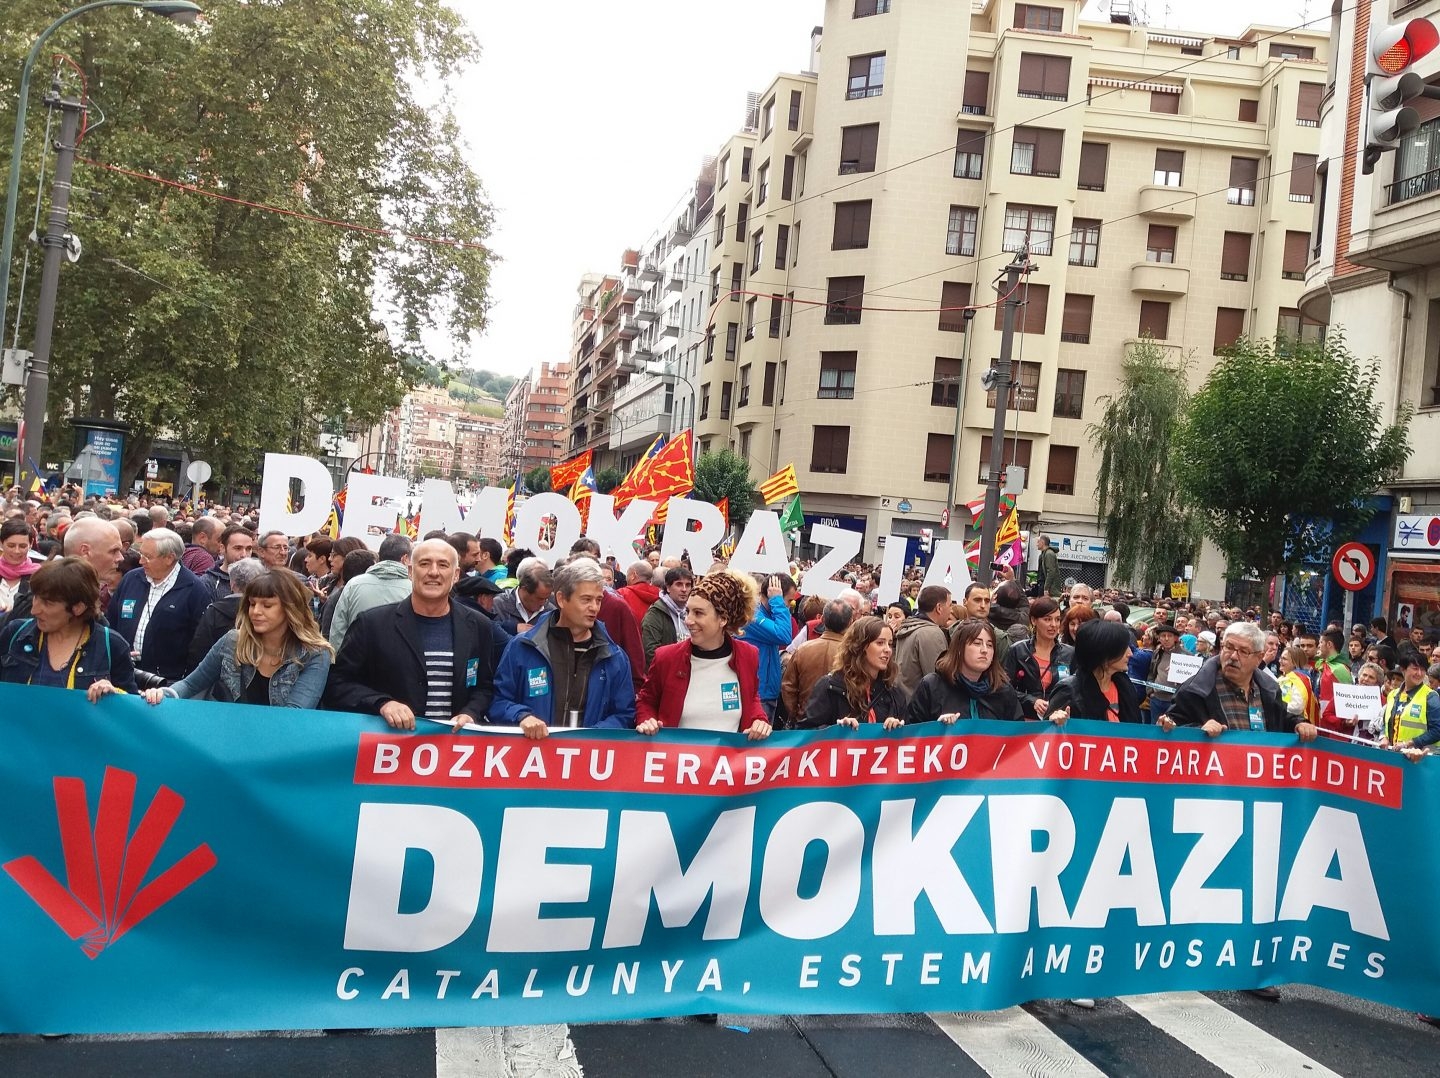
[1373,19,1440,75]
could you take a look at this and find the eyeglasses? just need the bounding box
[1219,643,1255,657]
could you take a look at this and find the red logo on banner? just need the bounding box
[3,766,217,958]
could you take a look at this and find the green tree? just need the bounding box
[1173,333,1411,605]
[593,466,624,494]
[1088,337,1202,592]
[1,0,495,487]
[417,458,440,480]
[524,465,551,494]
[693,449,755,530]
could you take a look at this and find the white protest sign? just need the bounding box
[1167,653,1204,684]
[1332,683,1383,723]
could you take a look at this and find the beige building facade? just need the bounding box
[693,0,1325,582]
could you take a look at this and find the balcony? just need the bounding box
[666,271,684,296]
[1129,261,1189,296]
[638,258,661,283]
[792,129,813,153]
[1137,184,1196,221]
[668,214,694,247]
[633,300,659,325]
[609,407,674,451]
[621,273,642,301]
[658,319,681,344]
[618,313,640,340]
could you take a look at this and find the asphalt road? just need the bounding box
[4,986,1434,1077]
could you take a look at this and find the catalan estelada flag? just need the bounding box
[611,435,667,506]
[568,467,597,532]
[994,504,1021,551]
[757,464,799,505]
[549,450,593,494]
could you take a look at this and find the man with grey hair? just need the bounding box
[328,533,413,651]
[1170,621,1315,739]
[492,557,555,634]
[257,530,292,571]
[490,557,635,738]
[107,526,211,681]
[782,599,854,721]
[186,557,267,672]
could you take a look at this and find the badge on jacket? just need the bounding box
[527,668,549,696]
[466,659,479,688]
[121,599,137,618]
[721,682,740,711]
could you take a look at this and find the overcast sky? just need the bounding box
[448,0,1319,381]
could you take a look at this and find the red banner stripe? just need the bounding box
[53,776,103,921]
[2,855,102,940]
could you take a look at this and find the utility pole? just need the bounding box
[18,91,85,493]
[976,246,1034,587]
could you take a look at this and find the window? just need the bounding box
[1046,445,1078,495]
[1228,157,1258,205]
[1078,142,1108,190]
[1001,203,1055,255]
[1220,231,1251,280]
[757,161,769,205]
[978,436,1032,481]
[1017,54,1069,100]
[1014,4,1063,31]
[963,70,990,114]
[993,283,1050,334]
[848,53,886,99]
[735,202,749,242]
[833,200,873,250]
[1069,218,1101,267]
[744,297,757,340]
[932,357,963,405]
[955,129,986,179]
[785,291,795,336]
[939,281,973,332]
[854,0,891,15]
[1061,293,1093,343]
[1425,301,1440,406]
[1146,224,1177,263]
[1154,149,1184,186]
[720,382,732,420]
[818,353,857,398]
[825,276,865,325]
[774,224,789,269]
[1150,90,1180,114]
[718,154,730,187]
[1297,82,1322,126]
[1138,300,1171,340]
[751,228,764,273]
[840,123,880,173]
[705,327,716,363]
[812,426,851,473]
[741,148,752,183]
[769,295,783,338]
[1011,127,1063,177]
[763,362,777,405]
[1238,98,1259,122]
[791,224,801,267]
[1214,307,1246,353]
[714,208,726,246]
[1269,43,1315,60]
[1290,153,1317,202]
[762,99,775,138]
[924,434,955,483]
[1393,118,1440,204]
[986,361,1041,411]
[725,323,738,360]
[738,365,751,407]
[1278,307,1326,343]
[946,205,978,256]
[1054,369,1086,418]
[738,429,751,460]
[788,90,803,130]
[1283,230,1310,279]
[781,155,795,200]
[730,262,743,298]
[700,384,710,420]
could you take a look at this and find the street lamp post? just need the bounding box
[2,0,201,489]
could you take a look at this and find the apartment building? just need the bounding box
[501,362,570,481]
[702,0,1323,581]
[1301,0,1440,632]
[452,414,504,485]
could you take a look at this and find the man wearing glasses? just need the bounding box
[1168,621,1317,742]
[107,527,212,682]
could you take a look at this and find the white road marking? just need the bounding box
[435,1024,583,1078]
[930,1008,1108,1077]
[1122,992,1345,1078]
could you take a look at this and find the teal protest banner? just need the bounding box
[0,683,1435,1034]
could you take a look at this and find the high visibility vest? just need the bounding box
[1384,682,1435,744]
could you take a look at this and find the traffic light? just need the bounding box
[919,528,933,553]
[1364,18,1440,175]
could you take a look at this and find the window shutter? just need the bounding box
[1296,82,1322,123]
[1214,307,1246,353]
[1061,293,1093,339]
[1043,56,1070,97]
[939,282,972,331]
[963,70,989,111]
[1238,98,1259,122]
[924,434,954,479]
[1290,153,1317,197]
[1139,300,1170,339]
[1078,142,1107,188]
[1283,230,1310,275]
[1220,231,1252,277]
[1150,91,1179,114]
[1045,445,1077,494]
[1034,129,1063,175]
[1155,149,1184,175]
[1228,156,1258,189]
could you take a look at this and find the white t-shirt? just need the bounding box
[679,653,745,732]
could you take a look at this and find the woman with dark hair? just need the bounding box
[1003,596,1073,720]
[1060,603,1097,648]
[907,618,1023,724]
[1046,618,1143,726]
[636,569,771,739]
[320,542,373,636]
[144,570,333,708]
[1,557,137,699]
[883,601,908,635]
[0,518,39,615]
[800,615,907,729]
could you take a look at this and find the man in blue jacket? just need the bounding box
[489,557,635,738]
[735,574,795,722]
[107,527,212,682]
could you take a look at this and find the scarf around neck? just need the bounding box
[0,557,40,584]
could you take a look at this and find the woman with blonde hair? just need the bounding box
[1277,641,1319,725]
[144,570,333,708]
[800,615,907,729]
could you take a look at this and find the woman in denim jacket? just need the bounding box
[144,569,332,709]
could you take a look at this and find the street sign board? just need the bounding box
[1332,542,1375,592]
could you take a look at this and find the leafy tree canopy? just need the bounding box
[593,466,624,495]
[1173,334,1411,589]
[523,465,551,494]
[693,449,755,530]
[1,0,495,487]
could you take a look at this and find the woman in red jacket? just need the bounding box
[635,569,772,739]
